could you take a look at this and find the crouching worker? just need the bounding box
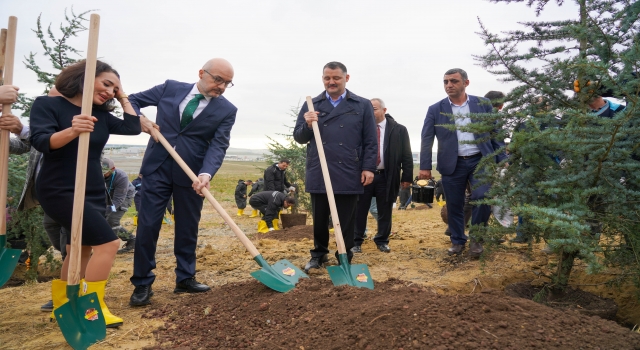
[102,158,137,253]
[249,191,296,233]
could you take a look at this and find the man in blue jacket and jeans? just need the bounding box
[294,61,377,273]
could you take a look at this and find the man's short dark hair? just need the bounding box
[279,159,291,164]
[444,68,468,81]
[284,196,297,206]
[484,91,505,108]
[323,61,347,74]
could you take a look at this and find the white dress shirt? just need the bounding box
[178,84,214,180]
[377,118,387,170]
[449,96,480,156]
[178,84,213,122]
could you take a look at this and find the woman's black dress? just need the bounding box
[30,96,141,246]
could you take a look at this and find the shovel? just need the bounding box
[53,14,107,350]
[0,19,22,287]
[151,129,307,292]
[305,96,374,289]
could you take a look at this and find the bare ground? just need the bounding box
[1,199,639,349]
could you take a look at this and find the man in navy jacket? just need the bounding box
[128,58,237,305]
[294,61,377,272]
[419,68,507,258]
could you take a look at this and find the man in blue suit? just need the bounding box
[419,68,506,257]
[128,58,237,306]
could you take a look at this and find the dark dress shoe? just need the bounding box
[447,244,465,256]
[130,285,153,306]
[377,244,391,253]
[41,300,53,311]
[174,277,211,293]
[304,255,328,273]
[469,241,484,258]
[351,245,362,253]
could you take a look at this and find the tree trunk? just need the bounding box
[550,250,578,296]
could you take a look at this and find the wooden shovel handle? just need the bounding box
[0,18,17,237]
[305,96,347,254]
[68,14,100,286]
[151,129,261,257]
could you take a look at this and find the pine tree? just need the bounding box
[473,0,640,295]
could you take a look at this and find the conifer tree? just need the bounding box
[473,0,640,294]
[265,103,309,213]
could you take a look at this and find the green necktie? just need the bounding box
[180,93,205,130]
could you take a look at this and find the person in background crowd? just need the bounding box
[484,90,505,112]
[248,177,264,217]
[234,179,253,216]
[352,98,412,254]
[249,191,296,232]
[264,159,295,194]
[102,158,136,253]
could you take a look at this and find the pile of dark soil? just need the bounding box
[253,225,314,242]
[143,278,640,349]
[506,282,619,320]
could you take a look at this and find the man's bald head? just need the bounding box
[197,58,234,98]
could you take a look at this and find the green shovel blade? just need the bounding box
[0,235,21,287]
[327,253,374,290]
[250,255,308,293]
[55,284,106,350]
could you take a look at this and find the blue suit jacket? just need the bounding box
[129,80,237,187]
[420,95,506,176]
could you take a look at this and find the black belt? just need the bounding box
[458,153,481,159]
[374,169,385,174]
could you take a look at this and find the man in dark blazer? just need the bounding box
[352,98,412,253]
[294,61,377,273]
[419,68,507,257]
[128,58,237,306]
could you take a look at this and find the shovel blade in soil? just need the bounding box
[250,256,308,293]
[327,254,374,290]
[55,285,106,350]
[0,236,21,287]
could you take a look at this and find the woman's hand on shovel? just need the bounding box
[71,114,97,135]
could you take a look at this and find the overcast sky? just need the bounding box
[4,0,576,151]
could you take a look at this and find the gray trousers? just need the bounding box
[105,195,134,241]
[43,212,68,260]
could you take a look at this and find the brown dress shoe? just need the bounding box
[447,244,465,256]
[469,240,484,258]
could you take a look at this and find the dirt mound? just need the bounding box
[506,282,619,320]
[252,225,314,242]
[142,278,640,350]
